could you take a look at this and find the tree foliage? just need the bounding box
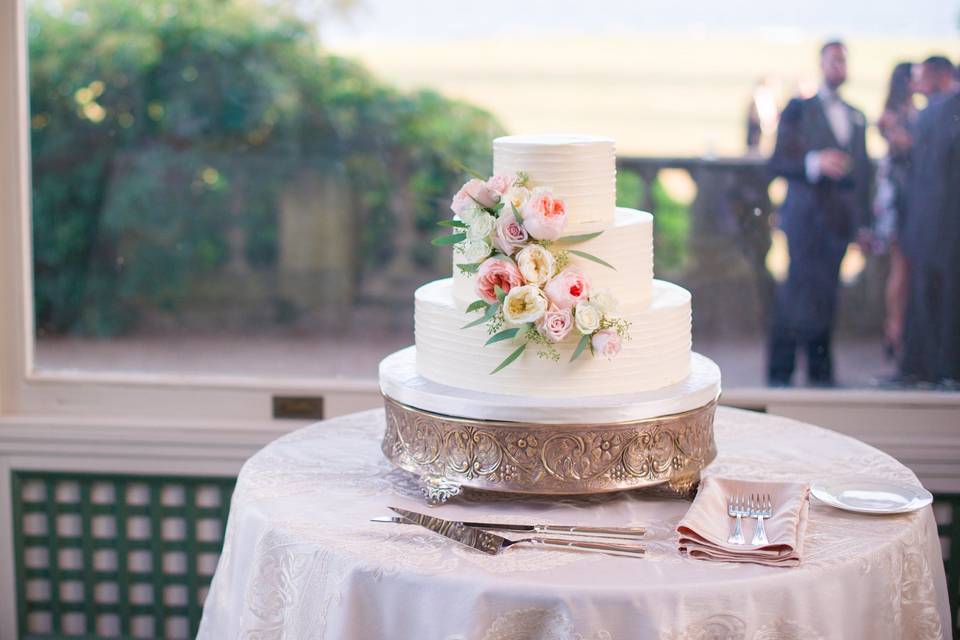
[29,0,503,335]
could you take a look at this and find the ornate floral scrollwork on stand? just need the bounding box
[382,395,718,500]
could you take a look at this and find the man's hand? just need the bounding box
[819,149,852,179]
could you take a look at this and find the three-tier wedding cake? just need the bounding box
[379,134,720,503]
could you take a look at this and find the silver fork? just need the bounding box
[726,494,747,545]
[750,493,773,546]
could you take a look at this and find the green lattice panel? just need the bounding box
[11,471,235,639]
[935,493,960,640]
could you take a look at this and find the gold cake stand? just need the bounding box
[382,394,718,504]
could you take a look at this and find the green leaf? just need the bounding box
[485,327,522,346]
[511,203,523,222]
[490,342,527,374]
[465,299,489,313]
[431,232,467,247]
[453,160,487,181]
[567,249,616,270]
[461,302,499,329]
[456,262,482,274]
[558,231,603,244]
[437,219,468,228]
[494,285,507,303]
[570,333,592,362]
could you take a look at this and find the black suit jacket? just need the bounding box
[902,91,960,266]
[768,95,872,241]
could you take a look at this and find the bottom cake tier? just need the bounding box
[379,347,720,503]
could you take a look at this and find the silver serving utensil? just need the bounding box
[750,493,773,546]
[370,515,646,541]
[727,494,747,545]
[386,507,645,558]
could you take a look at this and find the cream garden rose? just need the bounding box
[501,186,531,213]
[589,288,619,316]
[574,301,602,334]
[503,285,548,324]
[515,245,555,286]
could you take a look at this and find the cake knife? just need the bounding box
[371,512,645,541]
[382,506,645,558]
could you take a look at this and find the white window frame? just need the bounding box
[1,0,959,430]
[0,0,381,428]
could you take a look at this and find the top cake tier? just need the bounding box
[493,134,616,235]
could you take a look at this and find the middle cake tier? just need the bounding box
[452,207,653,311]
[415,278,692,397]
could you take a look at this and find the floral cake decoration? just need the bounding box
[434,170,631,373]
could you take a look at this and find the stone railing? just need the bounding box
[617,155,884,338]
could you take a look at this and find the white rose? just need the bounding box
[457,203,485,226]
[466,212,495,241]
[460,238,493,263]
[574,301,601,334]
[515,244,556,286]
[589,288,620,315]
[502,284,548,324]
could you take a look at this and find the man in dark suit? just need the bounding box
[899,57,960,384]
[766,40,872,387]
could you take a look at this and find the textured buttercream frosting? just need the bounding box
[451,208,653,311]
[415,278,692,397]
[493,134,615,235]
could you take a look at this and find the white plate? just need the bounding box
[811,478,933,514]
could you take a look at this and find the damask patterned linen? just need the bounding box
[198,408,951,640]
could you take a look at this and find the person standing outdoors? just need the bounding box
[899,56,960,384]
[873,62,917,360]
[766,40,872,387]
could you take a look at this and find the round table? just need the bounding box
[198,407,951,640]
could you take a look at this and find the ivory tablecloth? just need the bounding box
[198,407,951,639]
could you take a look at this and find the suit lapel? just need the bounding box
[810,96,842,149]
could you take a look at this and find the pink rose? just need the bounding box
[474,257,523,304]
[451,178,499,214]
[520,187,567,240]
[492,211,529,255]
[537,306,573,343]
[591,329,622,360]
[543,268,591,310]
[486,174,512,196]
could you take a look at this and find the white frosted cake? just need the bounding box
[380,133,718,417]
[379,134,719,500]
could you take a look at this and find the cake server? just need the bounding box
[380,506,645,558]
[371,513,645,541]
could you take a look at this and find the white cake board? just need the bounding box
[379,346,721,424]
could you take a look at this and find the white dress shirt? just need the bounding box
[805,85,853,182]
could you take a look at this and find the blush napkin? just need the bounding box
[677,476,810,567]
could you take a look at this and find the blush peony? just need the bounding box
[520,187,567,240]
[591,329,622,360]
[543,268,591,310]
[474,258,523,304]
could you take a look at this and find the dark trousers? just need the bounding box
[900,261,960,382]
[766,225,847,385]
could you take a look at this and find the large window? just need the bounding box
[6,0,960,406]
